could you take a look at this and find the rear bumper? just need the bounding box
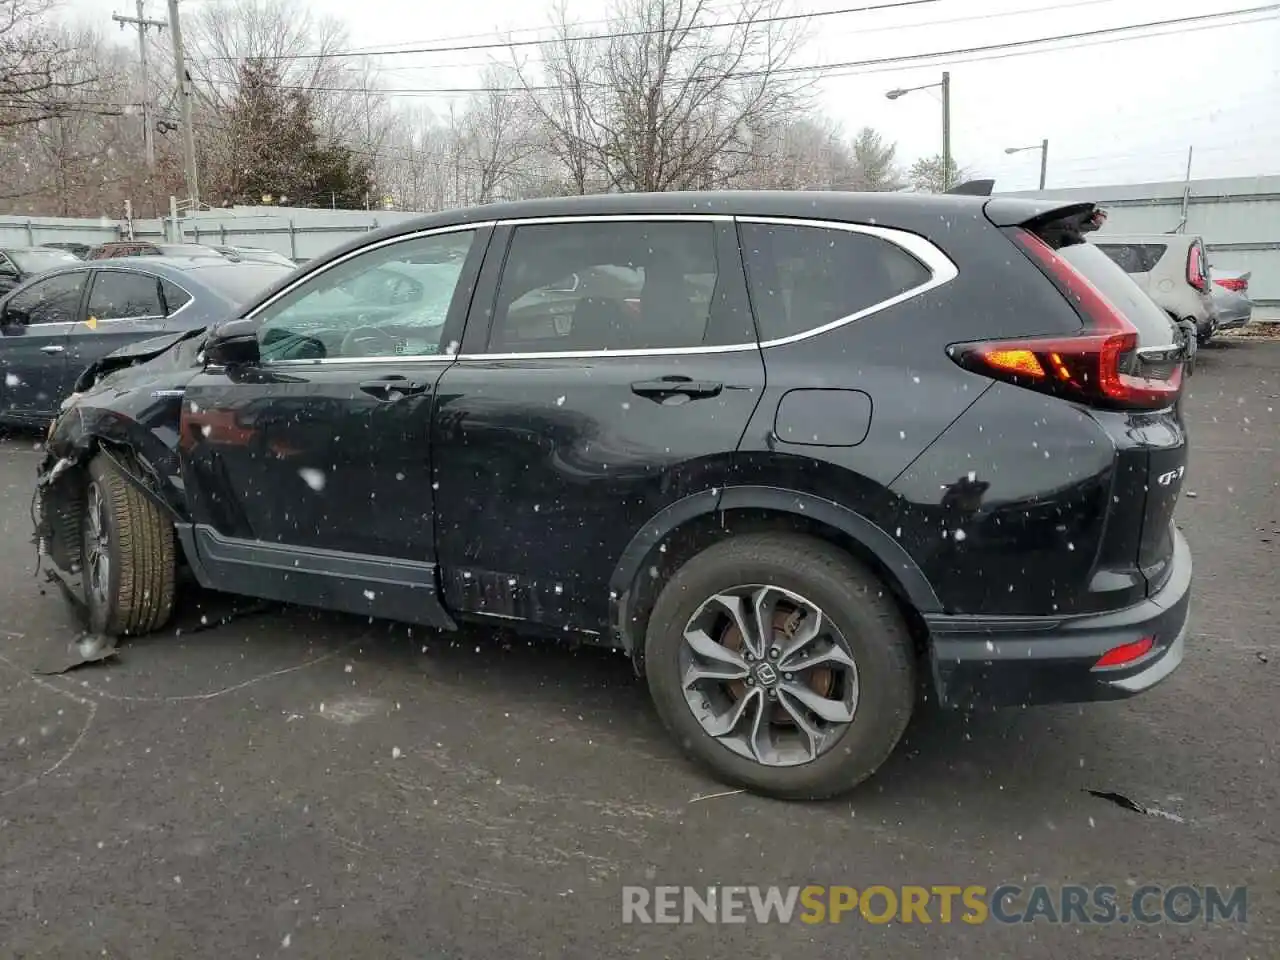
[926,528,1191,708]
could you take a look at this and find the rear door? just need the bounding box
[0,270,89,419]
[431,216,764,633]
[66,268,173,386]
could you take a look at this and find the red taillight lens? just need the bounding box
[1214,276,1247,293]
[1186,245,1208,292]
[1094,636,1155,669]
[948,229,1182,411]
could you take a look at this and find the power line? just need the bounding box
[203,4,1280,96]
[208,0,941,61]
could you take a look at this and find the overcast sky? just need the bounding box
[68,0,1280,190]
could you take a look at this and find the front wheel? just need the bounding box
[81,455,177,636]
[643,533,916,800]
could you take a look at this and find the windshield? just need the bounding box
[9,248,81,274]
[1059,242,1177,347]
[190,262,293,304]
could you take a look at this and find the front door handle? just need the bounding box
[631,376,723,400]
[359,377,429,400]
[40,344,65,355]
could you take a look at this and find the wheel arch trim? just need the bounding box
[607,485,942,653]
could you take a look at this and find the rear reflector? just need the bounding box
[1214,276,1248,293]
[948,229,1182,411]
[1094,636,1155,669]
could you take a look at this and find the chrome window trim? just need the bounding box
[455,215,957,361]
[86,266,195,324]
[737,216,958,348]
[242,213,957,367]
[246,222,494,321]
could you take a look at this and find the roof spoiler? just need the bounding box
[945,179,995,197]
[983,199,1106,247]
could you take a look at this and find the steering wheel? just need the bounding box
[340,325,400,358]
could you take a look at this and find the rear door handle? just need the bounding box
[40,345,65,355]
[631,376,723,400]
[359,377,430,400]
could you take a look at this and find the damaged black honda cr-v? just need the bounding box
[34,190,1193,800]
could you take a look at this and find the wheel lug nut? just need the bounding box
[745,676,755,685]
[767,689,777,700]
[784,672,793,681]
[769,647,781,660]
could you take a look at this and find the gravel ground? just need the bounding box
[0,340,1276,959]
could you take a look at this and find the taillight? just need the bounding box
[1186,245,1208,292]
[1214,276,1247,293]
[948,229,1182,411]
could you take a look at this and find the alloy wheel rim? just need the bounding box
[679,585,859,767]
[84,481,110,608]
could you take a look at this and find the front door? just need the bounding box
[432,217,765,634]
[178,225,490,625]
[0,270,89,421]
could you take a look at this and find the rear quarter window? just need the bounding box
[738,222,932,342]
[1094,243,1166,274]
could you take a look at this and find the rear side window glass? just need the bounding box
[1094,243,1166,274]
[87,270,163,320]
[160,279,192,314]
[739,222,931,342]
[1058,242,1176,347]
[489,221,724,352]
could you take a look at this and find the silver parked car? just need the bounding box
[1210,268,1252,330]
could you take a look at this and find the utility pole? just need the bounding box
[940,71,951,192]
[113,0,167,172]
[1038,138,1049,190]
[167,0,201,209]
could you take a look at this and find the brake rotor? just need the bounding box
[721,604,834,723]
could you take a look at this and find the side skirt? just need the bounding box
[175,523,457,630]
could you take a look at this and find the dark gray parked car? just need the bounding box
[0,256,291,426]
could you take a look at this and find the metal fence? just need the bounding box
[0,206,422,262]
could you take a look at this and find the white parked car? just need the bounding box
[1089,233,1216,349]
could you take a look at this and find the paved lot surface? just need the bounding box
[1,341,1277,959]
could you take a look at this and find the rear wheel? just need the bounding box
[644,533,916,800]
[81,455,176,636]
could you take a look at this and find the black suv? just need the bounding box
[34,192,1192,799]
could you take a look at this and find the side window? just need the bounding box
[5,273,87,325]
[87,271,163,321]
[739,222,932,342]
[255,229,477,362]
[160,279,192,315]
[489,221,722,353]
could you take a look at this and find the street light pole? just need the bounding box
[941,71,951,192]
[886,73,952,191]
[1005,140,1050,190]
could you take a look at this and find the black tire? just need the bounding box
[644,533,916,800]
[81,454,176,636]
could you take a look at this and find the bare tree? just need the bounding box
[1,0,103,129]
[512,0,605,195]
[458,67,536,204]
[515,0,807,193]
